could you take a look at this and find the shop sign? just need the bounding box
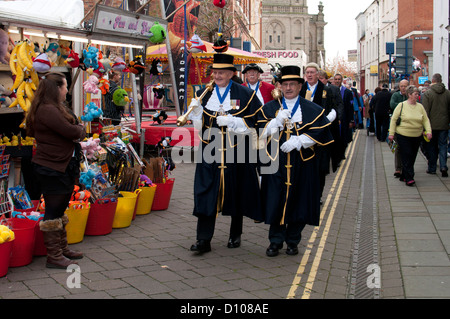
[92,5,167,40]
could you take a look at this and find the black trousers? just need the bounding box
[375,113,390,141]
[269,222,306,246]
[196,215,243,242]
[396,133,421,182]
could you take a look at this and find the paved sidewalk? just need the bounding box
[0,130,449,300]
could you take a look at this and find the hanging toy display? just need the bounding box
[152,110,168,124]
[212,36,228,53]
[113,88,130,106]
[83,46,99,71]
[189,34,207,53]
[128,56,146,75]
[149,21,166,44]
[111,56,127,72]
[153,83,165,100]
[83,75,100,94]
[213,0,227,8]
[32,52,52,73]
[150,59,163,76]
[45,41,60,66]
[81,102,103,122]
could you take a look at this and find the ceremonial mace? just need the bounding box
[176,80,215,126]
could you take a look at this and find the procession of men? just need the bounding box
[187,53,352,257]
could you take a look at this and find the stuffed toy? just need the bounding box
[213,36,228,53]
[149,22,166,44]
[0,84,14,107]
[153,110,168,124]
[156,136,172,149]
[0,28,9,64]
[98,78,110,95]
[79,169,96,189]
[81,102,103,122]
[45,41,60,66]
[99,56,112,74]
[83,46,99,70]
[65,50,80,68]
[128,56,145,75]
[32,52,52,73]
[83,75,99,94]
[113,88,130,106]
[153,83,164,99]
[71,185,91,203]
[213,0,227,8]
[139,174,153,187]
[189,34,207,53]
[150,59,163,76]
[80,137,102,160]
[111,56,126,71]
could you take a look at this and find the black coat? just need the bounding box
[257,97,334,225]
[372,89,392,117]
[193,81,263,220]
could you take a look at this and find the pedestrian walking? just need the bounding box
[371,83,392,142]
[390,79,409,177]
[388,85,432,186]
[422,73,450,177]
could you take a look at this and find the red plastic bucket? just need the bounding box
[33,220,47,256]
[85,199,118,236]
[0,240,14,277]
[14,200,40,214]
[8,218,37,267]
[151,179,175,211]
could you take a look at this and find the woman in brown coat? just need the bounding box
[26,72,86,269]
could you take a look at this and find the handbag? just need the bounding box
[396,102,404,126]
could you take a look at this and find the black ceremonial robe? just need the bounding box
[193,81,263,220]
[257,97,334,226]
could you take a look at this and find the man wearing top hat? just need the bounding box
[242,63,275,105]
[257,65,334,257]
[187,53,263,254]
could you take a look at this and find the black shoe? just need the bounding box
[426,170,436,175]
[266,243,282,257]
[190,240,211,254]
[394,171,402,178]
[227,236,241,248]
[442,170,448,177]
[286,245,299,256]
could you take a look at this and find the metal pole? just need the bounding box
[388,52,392,90]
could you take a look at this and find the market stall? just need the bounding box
[0,1,178,276]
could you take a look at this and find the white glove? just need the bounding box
[275,109,291,128]
[326,109,336,122]
[216,115,233,127]
[280,135,303,153]
[188,99,203,120]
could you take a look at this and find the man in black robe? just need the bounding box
[188,53,262,254]
[257,66,334,257]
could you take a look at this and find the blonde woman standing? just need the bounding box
[388,86,432,186]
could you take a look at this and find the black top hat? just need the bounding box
[279,65,303,83]
[242,63,263,74]
[212,53,236,71]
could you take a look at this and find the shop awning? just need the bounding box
[146,41,268,65]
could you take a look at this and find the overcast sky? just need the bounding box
[308,0,375,61]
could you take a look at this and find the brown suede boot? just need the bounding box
[60,215,83,260]
[40,218,77,269]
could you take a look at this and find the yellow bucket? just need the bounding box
[135,185,157,216]
[65,202,90,244]
[113,191,139,228]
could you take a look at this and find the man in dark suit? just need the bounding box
[371,83,392,141]
[187,53,263,254]
[300,63,338,202]
[319,70,345,172]
[334,74,355,158]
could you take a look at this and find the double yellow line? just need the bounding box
[287,130,361,299]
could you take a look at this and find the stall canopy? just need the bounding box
[0,0,84,29]
[146,41,268,65]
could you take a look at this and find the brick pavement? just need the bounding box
[1,129,449,300]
